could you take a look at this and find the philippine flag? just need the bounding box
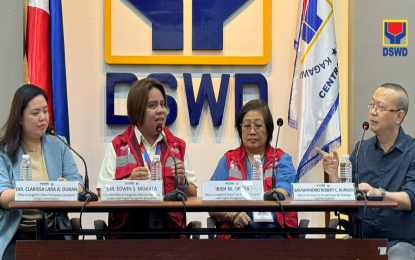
[25,0,70,143]
[289,0,341,178]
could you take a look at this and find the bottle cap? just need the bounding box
[22,154,29,159]
[153,155,160,160]
[254,155,260,160]
[342,154,349,159]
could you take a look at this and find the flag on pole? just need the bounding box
[26,0,70,143]
[50,0,70,143]
[289,0,341,178]
[26,0,53,123]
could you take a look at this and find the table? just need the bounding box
[10,197,395,259]
[9,197,397,237]
[9,196,397,212]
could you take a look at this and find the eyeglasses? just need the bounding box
[241,121,265,132]
[367,103,402,113]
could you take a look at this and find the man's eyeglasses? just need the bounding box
[241,121,265,132]
[368,103,402,113]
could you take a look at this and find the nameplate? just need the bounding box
[15,181,78,201]
[291,183,355,200]
[101,180,163,201]
[202,181,264,200]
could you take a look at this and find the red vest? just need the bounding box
[218,144,298,239]
[109,125,186,238]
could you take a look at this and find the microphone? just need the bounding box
[156,125,187,201]
[264,118,285,201]
[355,122,369,200]
[46,126,98,202]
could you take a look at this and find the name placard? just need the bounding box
[101,180,163,201]
[15,181,78,201]
[291,183,355,200]
[202,181,264,201]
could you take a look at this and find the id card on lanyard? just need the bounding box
[253,212,274,222]
[141,141,164,228]
[140,142,161,169]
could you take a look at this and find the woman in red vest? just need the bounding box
[209,99,298,238]
[97,78,197,238]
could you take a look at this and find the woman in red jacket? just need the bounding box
[97,78,197,238]
[209,99,298,238]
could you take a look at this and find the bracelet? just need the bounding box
[225,212,235,223]
[378,187,386,199]
[178,175,189,189]
[225,212,232,223]
[226,212,241,223]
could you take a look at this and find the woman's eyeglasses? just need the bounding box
[241,121,265,132]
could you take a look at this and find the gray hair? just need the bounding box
[380,83,409,120]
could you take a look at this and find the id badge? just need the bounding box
[253,212,274,222]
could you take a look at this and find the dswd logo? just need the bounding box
[105,0,271,65]
[383,20,408,56]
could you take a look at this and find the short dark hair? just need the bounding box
[236,99,274,145]
[380,83,409,120]
[0,84,48,163]
[127,78,167,127]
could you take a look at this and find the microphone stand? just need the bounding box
[49,128,98,201]
[355,124,368,200]
[162,136,187,202]
[264,123,285,201]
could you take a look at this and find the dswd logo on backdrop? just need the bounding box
[104,0,271,65]
[383,20,408,56]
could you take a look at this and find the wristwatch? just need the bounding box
[178,175,189,189]
[378,187,386,199]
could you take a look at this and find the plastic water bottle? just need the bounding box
[251,155,263,181]
[340,154,352,183]
[150,155,162,181]
[20,154,32,181]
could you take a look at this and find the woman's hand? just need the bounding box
[0,189,15,209]
[228,212,253,228]
[57,177,67,181]
[171,160,186,186]
[128,167,150,180]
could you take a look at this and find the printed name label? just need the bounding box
[291,183,355,200]
[15,181,78,201]
[202,181,264,201]
[101,180,163,201]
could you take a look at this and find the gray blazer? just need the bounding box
[0,133,85,259]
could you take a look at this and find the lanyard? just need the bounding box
[140,142,161,169]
